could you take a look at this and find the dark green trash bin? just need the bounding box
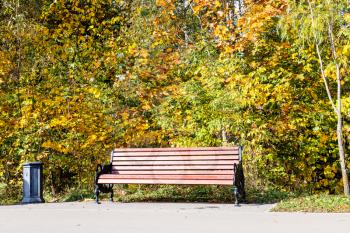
[22,162,45,204]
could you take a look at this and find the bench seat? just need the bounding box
[94,147,244,204]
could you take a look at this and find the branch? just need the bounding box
[327,21,342,117]
[307,0,339,115]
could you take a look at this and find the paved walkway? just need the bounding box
[0,202,349,233]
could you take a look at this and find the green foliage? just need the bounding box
[273,195,350,212]
[0,183,19,205]
[31,188,96,203]
[0,0,349,204]
[245,188,297,204]
[113,185,234,203]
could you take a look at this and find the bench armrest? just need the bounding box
[94,163,112,185]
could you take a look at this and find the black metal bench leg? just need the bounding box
[233,186,239,206]
[110,187,114,202]
[95,185,100,204]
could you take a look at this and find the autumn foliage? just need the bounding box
[0,0,349,200]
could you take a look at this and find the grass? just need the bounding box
[43,188,95,203]
[0,182,295,205]
[113,185,234,203]
[4,181,350,213]
[245,188,295,204]
[99,185,294,204]
[272,194,350,212]
[0,183,20,205]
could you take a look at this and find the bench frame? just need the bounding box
[94,147,245,205]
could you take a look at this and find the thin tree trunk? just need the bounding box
[307,0,349,195]
[328,22,350,195]
[337,114,349,195]
[222,127,228,146]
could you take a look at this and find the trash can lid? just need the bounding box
[23,162,43,166]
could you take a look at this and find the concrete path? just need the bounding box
[0,202,349,233]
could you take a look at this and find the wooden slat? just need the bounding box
[114,155,238,161]
[98,179,233,185]
[113,160,237,166]
[113,147,239,152]
[101,147,241,186]
[99,174,234,180]
[112,165,234,170]
[113,151,238,157]
[110,170,234,175]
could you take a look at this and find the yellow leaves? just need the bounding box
[155,0,175,11]
[128,43,138,55]
[138,48,149,65]
[235,0,287,49]
[86,87,101,98]
[291,52,299,60]
[344,13,350,23]
[297,161,305,170]
[142,103,151,110]
[93,60,101,69]
[320,134,328,144]
[192,0,221,15]
[42,141,70,154]
[139,48,149,58]
[217,66,226,75]
[303,63,313,73]
[165,47,173,53]
[342,45,350,56]
[320,179,329,187]
[82,134,98,149]
[121,112,129,121]
[213,25,229,40]
[222,45,234,54]
[250,61,258,69]
[41,141,54,148]
[192,5,201,15]
[49,116,69,128]
[0,51,13,77]
[324,63,336,80]
[324,165,337,179]
[0,119,5,128]
[156,0,170,7]
[89,11,95,18]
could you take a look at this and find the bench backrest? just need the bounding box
[109,147,242,185]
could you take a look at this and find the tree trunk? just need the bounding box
[307,0,350,195]
[328,20,350,196]
[337,110,349,195]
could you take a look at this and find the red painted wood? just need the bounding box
[110,170,234,175]
[97,147,240,186]
[113,151,238,157]
[98,179,233,185]
[112,165,234,170]
[113,147,239,152]
[99,174,234,180]
[113,160,237,166]
[114,155,238,161]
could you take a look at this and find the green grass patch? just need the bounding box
[111,185,293,204]
[46,186,294,204]
[0,183,20,205]
[0,182,298,205]
[272,195,350,212]
[245,188,295,204]
[113,185,234,203]
[43,188,95,203]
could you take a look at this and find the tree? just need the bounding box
[282,0,350,195]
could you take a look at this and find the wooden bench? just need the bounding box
[94,147,245,204]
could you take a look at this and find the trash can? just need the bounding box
[22,162,45,204]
